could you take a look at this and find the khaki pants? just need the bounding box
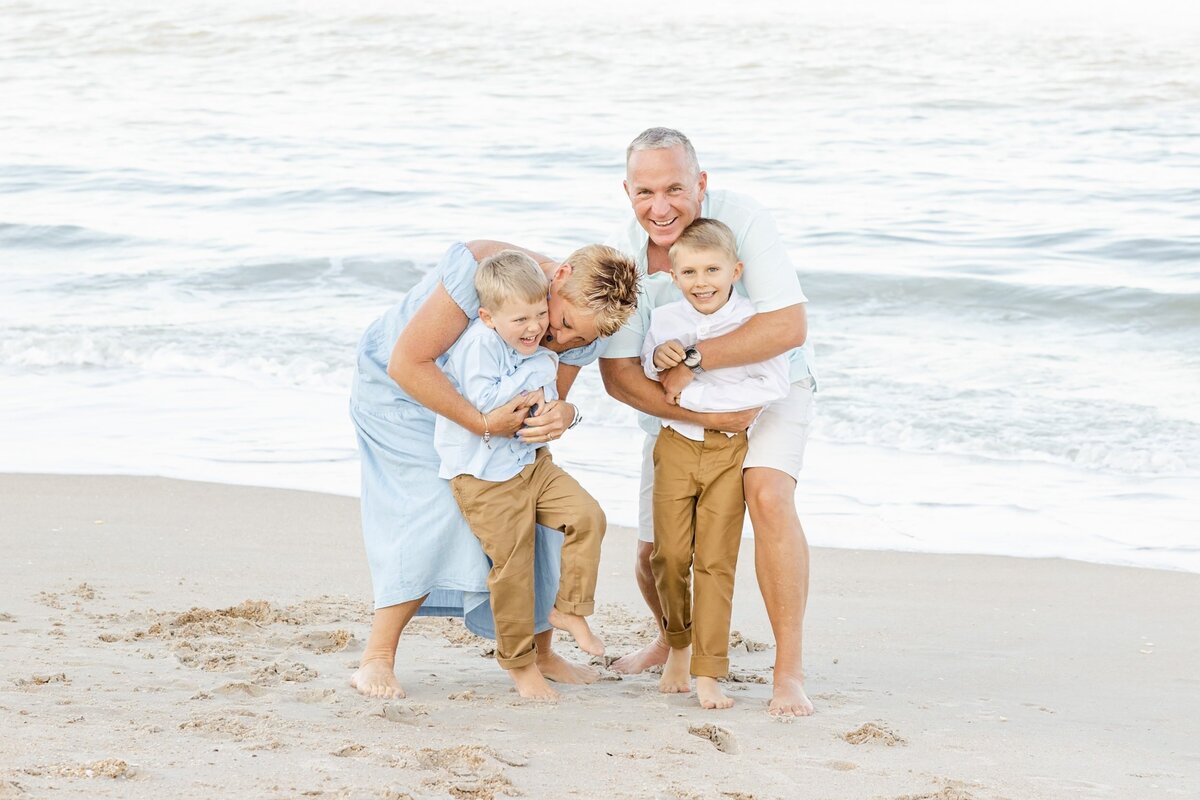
[450,449,605,669]
[651,427,748,678]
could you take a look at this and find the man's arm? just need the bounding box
[691,302,806,371]
[599,357,760,433]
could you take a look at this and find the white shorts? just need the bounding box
[637,378,815,543]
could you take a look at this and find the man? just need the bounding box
[600,127,818,717]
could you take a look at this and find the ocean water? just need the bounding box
[3,0,1199,572]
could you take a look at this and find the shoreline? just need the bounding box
[4,462,1196,577]
[2,473,1198,799]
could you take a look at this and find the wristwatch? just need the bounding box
[683,346,704,374]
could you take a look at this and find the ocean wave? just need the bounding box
[0,328,353,392]
[0,222,137,250]
[809,269,1200,334]
[36,256,427,296]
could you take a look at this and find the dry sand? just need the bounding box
[1,474,1197,799]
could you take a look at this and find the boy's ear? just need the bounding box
[732,260,744,281]
[478,307,496,328]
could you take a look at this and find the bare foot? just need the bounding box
[350,656,405,699]
[610,635,669,675]
[537,647,599,685]
[697,676,733,710]
[658,646,691,694]
[548,607,605,656]
[769,673,814,717]
[508,663,560,701]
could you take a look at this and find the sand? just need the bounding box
[1,474,1197,799]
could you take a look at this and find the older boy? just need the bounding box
[641,219,789,709]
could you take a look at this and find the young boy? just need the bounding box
[640,218,790,709]
[435,250,606,701]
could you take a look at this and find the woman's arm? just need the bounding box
[466,240,558,274]
[387,284,534,437]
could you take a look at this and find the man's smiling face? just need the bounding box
[624,145,707,249]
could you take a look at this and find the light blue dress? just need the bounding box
[349,242,605,638]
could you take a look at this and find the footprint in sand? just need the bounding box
[331,743,367,757]
[893,787,977,800]
[842,721,905,746]
[215,681,269,698]
[297,688,337,704]
[14,673,68,688]
[295,629,356,654]
[687,723,740,754]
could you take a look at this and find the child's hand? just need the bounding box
[661,363,696,402]
[652,340,687,371]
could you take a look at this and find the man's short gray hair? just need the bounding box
[625,127,700,177]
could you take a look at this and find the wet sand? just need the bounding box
[1,474,1197,799]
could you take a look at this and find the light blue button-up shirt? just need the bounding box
[435,318,559,482]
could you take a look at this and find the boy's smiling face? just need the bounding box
[669,245,743,315]
[480,297,550,355]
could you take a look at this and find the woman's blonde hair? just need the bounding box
[557,244,640,337]
[474,250,549,311]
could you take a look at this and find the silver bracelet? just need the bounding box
[566,403,583,430]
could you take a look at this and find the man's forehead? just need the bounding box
[626,147,696,182]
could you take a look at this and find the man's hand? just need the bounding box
[661,363,695,404]
[652,340,687,371]
[707,407,761,433]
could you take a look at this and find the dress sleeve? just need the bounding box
[437,242,482,319]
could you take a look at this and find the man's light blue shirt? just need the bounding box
[435,319,558,482]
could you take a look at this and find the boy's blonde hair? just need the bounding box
[474,250,549,311]
[557,244,640,337]
[668,218,738,265]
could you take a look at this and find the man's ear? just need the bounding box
[478,307,495,328]
[696,170,708,199]
[622,178,631,200]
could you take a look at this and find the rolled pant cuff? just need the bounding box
[690,654,729,678]
[554,597,594,616]
[663,625,692,650]
[496,647,538,671]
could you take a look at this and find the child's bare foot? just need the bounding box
[508,663,560,701]
[537,647,599,684]
[697,676,733,709]
[658,646,691,694]
[610,635,669,675]
[548,607,605,656]
[350,656,405,699]
[768,673,814,717]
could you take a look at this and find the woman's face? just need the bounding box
[543,285,599,353]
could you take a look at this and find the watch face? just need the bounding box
[684,348,701,368]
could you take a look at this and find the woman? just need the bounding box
[349,240,639,699]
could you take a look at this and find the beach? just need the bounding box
[2,473,1196,799]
